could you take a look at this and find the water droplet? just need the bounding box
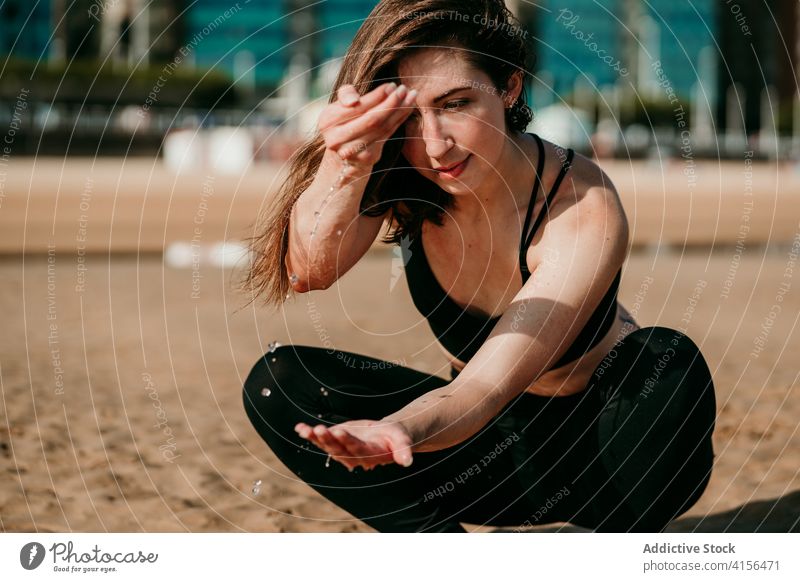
[336,229,342,236]
[267,341,281,353]
[316,413,323,418]
[271,357,277,363]
[289,273,299,285]
[325,455,331,468]
[252,479,262,495]
[261,388,271,397]
[319,387,329,396]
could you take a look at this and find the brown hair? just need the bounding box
[242,0,533,307]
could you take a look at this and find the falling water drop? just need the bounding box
[289,273,299,285]
[271,357,277,363]
[319,387,329,397]
[325,455,331,468]
[260,388,271,397]
[336,229,342,236]
[252,479,262,495]
[267,341,281,353]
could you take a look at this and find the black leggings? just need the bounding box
[243,326,716,532]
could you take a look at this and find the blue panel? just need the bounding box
[187,0,289,86]
[644,0,716,97]
[539,0,623,96]
[0,0,52,59]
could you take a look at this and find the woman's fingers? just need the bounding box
[322,82,397,131]
[329,92,416,164]
[320,81,418,167]
[337,84,361,107]
[338,82,396,110]
[295,422,324,449]
[296,423,383,470]
[332,85,414,145]
[315,425,352,459]
[391,444,414,467]
[330,428,391,464]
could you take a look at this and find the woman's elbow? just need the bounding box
[286,263,333,293]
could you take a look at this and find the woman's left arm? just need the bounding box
[297,180,629,467]
[382,182,629,453]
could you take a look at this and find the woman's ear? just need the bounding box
[503,70,524,108]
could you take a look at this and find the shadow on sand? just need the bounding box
[489,490,800,533]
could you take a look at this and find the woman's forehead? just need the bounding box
[397,50,487,91]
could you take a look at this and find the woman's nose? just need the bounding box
[422,117,453,160]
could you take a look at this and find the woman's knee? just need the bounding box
[242,345,318,439]
[244,345,291,402]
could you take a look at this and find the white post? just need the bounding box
[793,90,800,159]
[725,82,746,153]
[282,52,312,136]
[234,50,256,96]
[759,85,778,158]
[691,47,716,149]
[637,14,660,100]
[132,0,150,67]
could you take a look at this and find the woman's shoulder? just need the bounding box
[528,138,629,261]
[532,136,616,198]
[533,137,625,222]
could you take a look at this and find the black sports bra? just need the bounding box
[402,133,622,370]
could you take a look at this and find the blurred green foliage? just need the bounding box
[0,56,238,108]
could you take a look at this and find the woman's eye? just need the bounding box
[444,100,468,110]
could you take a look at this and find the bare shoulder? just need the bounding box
[565,150,625,218]
[529,143,629,268]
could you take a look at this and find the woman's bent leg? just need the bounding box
[568,326,717,532]
[243,345,473,532]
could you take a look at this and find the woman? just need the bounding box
[242,0,716,533]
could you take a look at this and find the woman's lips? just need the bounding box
[436,155,470,178]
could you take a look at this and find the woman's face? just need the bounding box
[396,47,520,195]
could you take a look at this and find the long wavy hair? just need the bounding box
[243,0,533,307]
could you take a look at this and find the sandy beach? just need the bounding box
[1,242,798,532]
[0,156,798,532]
[2,156,800,254]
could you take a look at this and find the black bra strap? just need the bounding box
[519,133,545,271]
[520,146,575,280]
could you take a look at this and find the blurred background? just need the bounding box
[1,0,798,159]
[1,0,799,253]
[1,1,798,533]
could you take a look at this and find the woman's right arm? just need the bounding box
[287,82,417,292]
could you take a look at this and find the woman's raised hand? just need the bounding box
[318,82,417,168]
[294,419,414,471]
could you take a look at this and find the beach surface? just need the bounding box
[1,244,798,532]
[0,156,798,532]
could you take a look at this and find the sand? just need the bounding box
[1,239,798,532]
[1,155,798,532]
[2,156,800,254]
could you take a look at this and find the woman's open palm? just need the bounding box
[294,419,414,471]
